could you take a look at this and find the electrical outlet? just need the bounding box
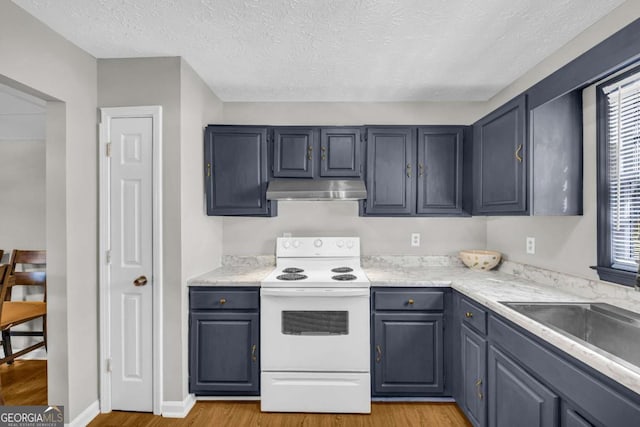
[526,237,536,254]
[411,233,421,247]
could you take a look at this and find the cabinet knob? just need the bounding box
[408,299,415,305]
[219,298,227,305]
[465,311,473,318]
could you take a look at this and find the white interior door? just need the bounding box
[109,116,153,412]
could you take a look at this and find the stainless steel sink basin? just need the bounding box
[502,302,640,368]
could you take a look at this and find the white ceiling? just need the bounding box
[13,0,626,102]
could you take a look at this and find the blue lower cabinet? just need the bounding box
[561,404,593,427]
[488,345,559,427]
[372,312,443,395]
[461,324,487,427]
[189,287,260,395]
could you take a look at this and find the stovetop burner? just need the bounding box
[277,273,308,281]
[282,267,304,274]
[331,267,354,273]
[332,274,357,281]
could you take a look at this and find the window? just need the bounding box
[597,65,640,287]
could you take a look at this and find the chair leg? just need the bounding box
[1,330,12,365]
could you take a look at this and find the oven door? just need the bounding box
[260,287,370,372]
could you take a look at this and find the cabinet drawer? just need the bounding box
[460,298,487,335]
[190,288,259,310]
[374,290,444,311]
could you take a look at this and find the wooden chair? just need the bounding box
[1,250,47,364]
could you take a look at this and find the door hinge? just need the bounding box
[106,142,112,157]
[106,250,111,264]
[106,358,112,373]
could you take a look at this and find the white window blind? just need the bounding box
[604,73,640,271]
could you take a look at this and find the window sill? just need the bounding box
[594,266,639,288]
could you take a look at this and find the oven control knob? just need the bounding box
[336,240,344,248]
[346,240,354,249]
[293,240,300,248]
[314,239,323,248]
[283,240,291,249]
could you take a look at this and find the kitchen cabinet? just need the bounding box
[488,345,558,427]
[417,127,464,215]
[189,287,260,395]
[320,127,362,177]
[204,126,274,216]
[472,91,582,216]
[461,324,487,427]
[363,127,415,215]
[371,288,445,396]
[362,126,469,216]
[472,95,528,215]
[273,127,316,178]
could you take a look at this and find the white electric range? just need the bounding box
[260,237,371,414]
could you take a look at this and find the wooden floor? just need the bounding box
[0,360,48,406]
[0,362,470,426]
[90,401,471,426]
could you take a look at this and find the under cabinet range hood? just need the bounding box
[266,179,367,201]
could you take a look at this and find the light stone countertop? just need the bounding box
[187,255,640,396]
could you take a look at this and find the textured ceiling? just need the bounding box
[13,0,626,102]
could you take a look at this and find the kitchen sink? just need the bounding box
[502,302,640,368]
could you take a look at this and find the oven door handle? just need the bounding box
[260,288,370,298]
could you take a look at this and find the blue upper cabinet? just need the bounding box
[273,127,316,178]
[417,127,465,215]
[473,95,528,215]
[364,127,416,215]
[204,126,274,216]
[320,127,362,177]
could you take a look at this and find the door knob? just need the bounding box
[133,275,148,286]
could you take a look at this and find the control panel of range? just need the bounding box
[276,237,360,257]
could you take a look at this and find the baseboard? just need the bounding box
[66,400,100,427]
[162,394,196,418]
[371,396,456,402]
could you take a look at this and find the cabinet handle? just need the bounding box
[206,163,211,177]
[375,345,382,363]
[406,163,412,178]
[476,378,483,400]
[307,146,312,161]
[251,344,257,362]
[465,311,473,318]
[219,298,227,305]
[418,163,424,177]
[321,146,326,161]
[515,144,523,162]
[408,299,415,305]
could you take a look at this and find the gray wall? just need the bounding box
[0,140,46,254]
[0,1,98,421]
[222,101,487,255]
[98,57,224,402]
[485,0,640,280]
[178,59,224,398]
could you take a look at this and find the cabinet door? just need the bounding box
[461,324,487,427]
[273,127,315,177]
[189,311,259,395]
[364,127,416,215]
[417,127,464,215]
[373,312,443,395]
[473,95,528,214]
[204,126,271,216]
[320,127,362,177]
[488,345,558,427]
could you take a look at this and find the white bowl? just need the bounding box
[459,250,502,271]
